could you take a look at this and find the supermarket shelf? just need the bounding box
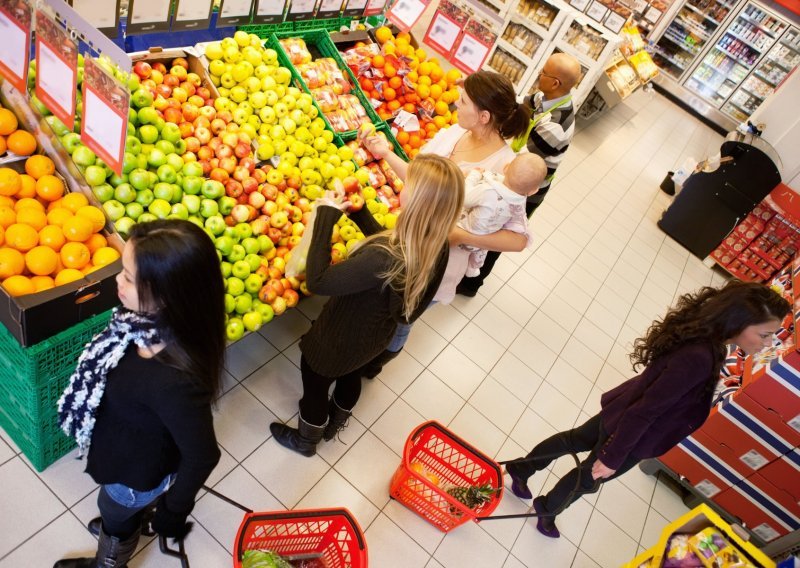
[739,86,765,101]
[716,45,755,68]
[509,12,554,38]
[652,47,688,70]
[496,38,537,66]
[683,2,722,26]
[676,16,712,40]
[726,98,754,114]
[765,56,793,72]
[662,32,702,54]
[738,13,781,38]
[725,29,768,52]
[778,36,800,52]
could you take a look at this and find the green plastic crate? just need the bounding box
[271,29,386,138]
[237,22,295,38]
[0,310,112,471]
[293,17,343,32]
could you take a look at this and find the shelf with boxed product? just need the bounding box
[486,44,532,87]
[510,0,569,40]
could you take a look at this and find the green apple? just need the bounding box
[254,302,274,324]
[138,125,159,144]
[169,203,189,220]
[161,123,181,144]
[131,88,154,109]
[200,199,220,219]
[125,202,144,220]
[102,200,126,221]
[241,238,260,256]
[226,276,245,296]
[234,294,252,315]
[182,162,204,178]
[114,217,136,237]
[218,196,237,215]
[225,318,245,342]
[91,183,114,203]
[138,213,158,224]
[83,165,107,187]
[182,194,201,214]
[205,215,226,235]
[148,198,172,219]
[228,244,246,263]
[224,293,236,314]
[113,183,137,204]
[147,149,167,168]
[242,310,263,332]
[201,180,225,200]
[73,146,97,167]
[182,176,203,195]
[138,106,159,125]
[153,182,174,202]
[157,164,177,184]
[135,188,155,208]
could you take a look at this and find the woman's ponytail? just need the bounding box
[500,103,532,140]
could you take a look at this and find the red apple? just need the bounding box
[267,227,282,243]
[261,184,278,200]
[196,144,212,160]
[242,177,258,194]
[234,142,251,160]
[179,122,194,139]
[210,168,229,183]
[198,105,216,121]
[163,107,182,124]
[181,103,199,123]
[225,179,243,198]
[199,159,212,176]
[210,118,227,135]
[195,126,211,145]
[248,191,266,209]
[251,217,269,236]
[152,62,167,74]
[155,83,172,99]
[219,156,238,174]
[253,169,267,184]
[150,70,164,85]
[208,137,222,153]
[154,95,170,111]
[188,95,205,108]
[348,194,365,212]
[217,110,233,123]
[233,166,250,182]
[215,144,234,160]
[193,116,211,130]
[231,203,252,223]
[179,81,196,97]
[259,285,278,304]
[133,60,152,79]
[197,87,211,100]
[342,176,360,194]
[163,74,180,89]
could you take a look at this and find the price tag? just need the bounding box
[317,0,342,16]
[127,0,172,33]
[789,413,800,433]
[35,10,78,130]
[173,0,213,30]
[71,0,120,35]
[451,32,491,74]
[342,0,367,16]
[424,13,462,56]
[364,0,389,16]
[739,449,768,469]
[385,0,427,30]
[569,0,590,11]
[632,0,647,12]
[0,0,32,93]
[254,0,286,21]
[587,1,608,22]
[752,523,780,542]
[603,10,626,33]
[288,0,316,19]
[643,5,661,23]
[220,0,255,23]
[693,479,721,498]
[81,57,129,176]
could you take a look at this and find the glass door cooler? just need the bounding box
[650,0,733,80]
[684,1,790,108]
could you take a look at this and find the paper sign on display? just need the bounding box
[342,0,368,16]
[35,10,78,130]
[70,0,120,35]
[364,0,389,16]
[586,1,608,22]
[423,0,469,57]
[81,57,128,175]
[569,0,590,11]
[219,0,255,22]
[288,0,317,19]
[317,0,343,17]
[254,0,286,22]
[173,0,213,30]
[603,10,625,33]
[127,0,172,33]
[450,17,497,74]
[0,0,32,93]
[385,0,427,30]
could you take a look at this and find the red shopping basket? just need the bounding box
[389,421,503,532]
[233,508,367,568]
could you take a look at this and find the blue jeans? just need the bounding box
[387,301,437,352]
[98,473,174,537]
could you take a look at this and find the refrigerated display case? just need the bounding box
[650,0,733,80]
[684,1,790,108]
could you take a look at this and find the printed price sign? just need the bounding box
[586,0,608,22]
[254,0,286,22]
[0,0,32,93]
[385,0,427,30]
[423,0,469,57]
[35,10,78,130]
[219,0,255,25]
[603,10,626,33]
[127,0,172,33]
[343,0,368,16]
[317,0,343,17]
[288,0,316,20]
[569,0,590,11]
[70,0,121,37]
[450,17,497,74]
[81,57,129,176]
[364,0,389,16]
[172,0,213,30]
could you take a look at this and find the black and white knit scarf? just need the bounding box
[57,307,164,457]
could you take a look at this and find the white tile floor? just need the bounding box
[0,89,729,567]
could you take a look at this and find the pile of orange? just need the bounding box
[0,155,119,297]
[0,107,38,157]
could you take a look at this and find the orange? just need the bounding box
[60,241,90,269]
[446,69,462,86]
[24,155,55,179]
[92,246,120,267]
[0,108,18,136]
[388,76,402,90]
[25,245,58,276]
[409,134,422,149]
[6,130,37,156]
[407,70,419,83]
[0,167,21,196]
[430,66,444,83]
[14,197,44,212]
[0,225,3,246]
[0,206,16,228]
[371,55,385,69]
[0,136,6,155]
[375,26,393,44]
[416,84,430,99]
[359,77,374,93]
[433,116,448,129]
[54,268,84,286]
[397,31,412,42]
[46,198,63,211]
[31,275,55,292]
[383,64,397,78]
[415,48,427,62]
[16,174,36,198]
[418,62,433,77]
[0,196,13,208]
[387,100,401,112]
[383,87,396,101]
[62,215,94,242]
[403,103,416,114]
[82,264,102,275]
[38,225,66,251]
[418,75,431,87]
[76,205,106,233]
[46,207,73,227]
[60,192,89,213]
[382,43,396,56]
[430,84,443,100]
[435,101,449,116]
[84,233,107,253]
[2,274,35,296]
[5,223,38,252]
[395,131,409,145]
[35,175,65,202]
[16,208,47,231]
[0,248,25,278]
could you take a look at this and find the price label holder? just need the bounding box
[342,0,368,17]
[643,5,661,24]
[218,0,255,26]
[450,16,498,74]
[288,0,317,20]
[586,0,608,22]
[253,0,287,23]
[364,0,389,16]
[603,9,625,33]
[172,0,213,31]
[35,10,78,130]
[385,0,428,30]
[127,0,172,34]
[423,0,469,57]
[68,0,120,38]
[81,57,129,176]
[0,0,32,93]
[569,0,590,12]
[316,0,343,19]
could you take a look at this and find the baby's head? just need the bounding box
[503,154,547,197]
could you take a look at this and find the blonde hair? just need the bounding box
[359,155,464,318]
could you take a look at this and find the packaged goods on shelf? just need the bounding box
[502,22,544,52]
[563,20,609,61]
[488,47,527,84]
[516,0,559,29]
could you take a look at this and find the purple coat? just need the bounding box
[598,342,717,470]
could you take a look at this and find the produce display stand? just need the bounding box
[622,504,775,567]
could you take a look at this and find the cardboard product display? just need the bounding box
[758,448,800,503]
[743,350,800,435]
[659,430,742,500]
[714,473,800,542]
[128,46,221,100]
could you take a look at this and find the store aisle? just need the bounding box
[0,90,727,568]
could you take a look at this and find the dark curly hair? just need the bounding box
[630,280,790,374]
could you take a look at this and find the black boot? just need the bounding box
[87,507,154,538]
[54,526,140,568]
[322,398,352,441]
[270,415,327,457]
[360,349,402,379]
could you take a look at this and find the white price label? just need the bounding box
[587,1,608,21]
[38,42,75,118]
[0,10,27,80]
[84,88,124,166]
[221,0,255,16]
[130,0,171,24]
[752,523,780,542]
[387,0,425,27]
[257,0,285,15]
[453,33,490,73]
[788,413,800,433]
[644,5,662,23]
[570,0,590,11]
[72,0,117,28]
[427,12,461,51]
[694,479,721,498]
[739,449,768,469]
[319,0,342,11]
[290,0,316,13]
[346,0,368,9]
[604,11,625,33]
[176,0,212,20]
[632,0,647,12]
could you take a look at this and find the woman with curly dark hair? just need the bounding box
[505,280,789,539]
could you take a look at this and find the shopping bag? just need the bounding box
[285,207,317,278]
[671,157,698,192]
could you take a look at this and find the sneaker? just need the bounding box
[533,496,560,538]
[505,461,532,500]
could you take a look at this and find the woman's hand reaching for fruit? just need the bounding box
[361,135,391,159]
[316,189,349,211]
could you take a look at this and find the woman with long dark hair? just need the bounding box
[54,220,225,567]
[505,280,790,538]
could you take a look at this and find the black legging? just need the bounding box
[513,414,640,515]
[97,486,150,539]
[457,196,542,293]
[299,356,362,425]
